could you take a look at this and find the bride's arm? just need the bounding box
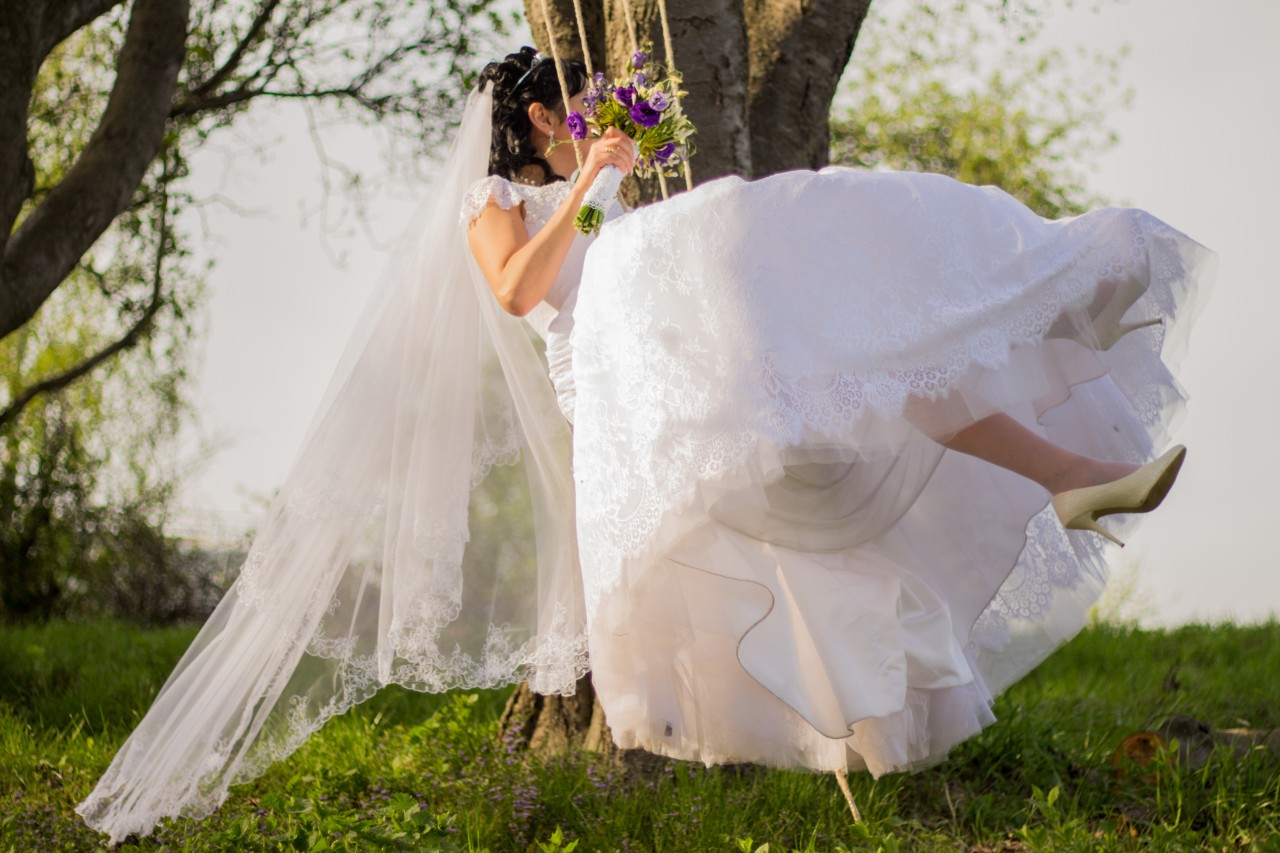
[467,128,635,317]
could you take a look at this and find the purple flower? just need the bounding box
[632,50,648,68]
[654,141,676,163]
[630,101,662,128]
[615,86,636,109]
[633,70,648,87]
[566,110,587,140]
[593,71,606,85]
[649,91,668,111]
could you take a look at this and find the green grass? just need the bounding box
[1,619,1278,851]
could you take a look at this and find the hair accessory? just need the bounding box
[512,52,549,95]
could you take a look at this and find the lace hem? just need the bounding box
[76,600,590,841]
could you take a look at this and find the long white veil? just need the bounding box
[77,83,588,844]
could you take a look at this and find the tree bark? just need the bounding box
[511,0,872,761]
[0,0,189,341]
[0,4,39,250]
[744,0,871,174]
[39,1,129,56]
[499,673,601,755]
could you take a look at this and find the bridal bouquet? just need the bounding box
[556,45,696,235]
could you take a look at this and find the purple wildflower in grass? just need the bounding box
[630,101,662,128]
[654,142,676,163]
[566,110,587,139]
[649,90,668,112]
[508,774,543,849]
[632,49,648,67]
[587,763,611,794]
[616,86,636,109]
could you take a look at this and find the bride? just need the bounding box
[77,47,1212,842]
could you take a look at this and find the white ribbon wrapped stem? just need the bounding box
[582,139,639,215]
[583,164,625,214]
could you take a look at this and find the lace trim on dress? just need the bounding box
[460,174,573,232]
[460,174,521,224]
[75,599,591,836]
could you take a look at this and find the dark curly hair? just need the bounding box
[478,46,589,185]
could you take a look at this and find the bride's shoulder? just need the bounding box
[461,174,524,225]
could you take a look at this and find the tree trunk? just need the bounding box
[499,673,606,755]
[498,673,673,775]
[509,0,873,760]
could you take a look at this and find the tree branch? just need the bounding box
[0,0,189,342]
[39,0,127,57]
[0,5,39,250]
[0,162,171,432]
[179,0,283,105]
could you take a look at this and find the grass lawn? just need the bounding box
[1,618,1277,851]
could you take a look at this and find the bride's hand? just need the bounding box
[577,126,636,189]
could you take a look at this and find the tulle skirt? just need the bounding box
[569,166,1213,775]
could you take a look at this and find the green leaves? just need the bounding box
[535,826,578,852]
[831,0,1127,219]
[201,791,461,851]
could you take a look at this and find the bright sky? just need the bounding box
[174,0,1280,627]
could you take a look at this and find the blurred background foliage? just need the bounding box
[831,0,1129,219]
[2,14,209,623]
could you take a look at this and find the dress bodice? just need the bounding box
[461,174,622,423]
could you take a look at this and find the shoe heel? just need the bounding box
[1066,512,1127,548]
[1067,274,1162,351]
[1052,445,1185,546]
[1093,317,1163,351]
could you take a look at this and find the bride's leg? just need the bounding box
[924,411,1137,495]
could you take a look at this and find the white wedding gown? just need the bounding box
[462,166,1212,776]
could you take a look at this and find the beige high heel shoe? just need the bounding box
[1052,445,1187,547]
[1068,275,1162,351]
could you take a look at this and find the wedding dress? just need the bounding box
[463,164,1212,775]
[77,82,1212,843]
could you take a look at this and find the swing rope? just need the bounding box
[834,770,863,822]
[655,0,693,190]
[616,0,670,200]
[616,0,641,55]
[571,0,594,78]
[539,0,585,171]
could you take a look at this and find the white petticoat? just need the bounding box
[569,166,1213,776]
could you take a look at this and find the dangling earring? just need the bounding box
[533,105,562,158]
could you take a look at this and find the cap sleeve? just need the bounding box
[461,174,521,225]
